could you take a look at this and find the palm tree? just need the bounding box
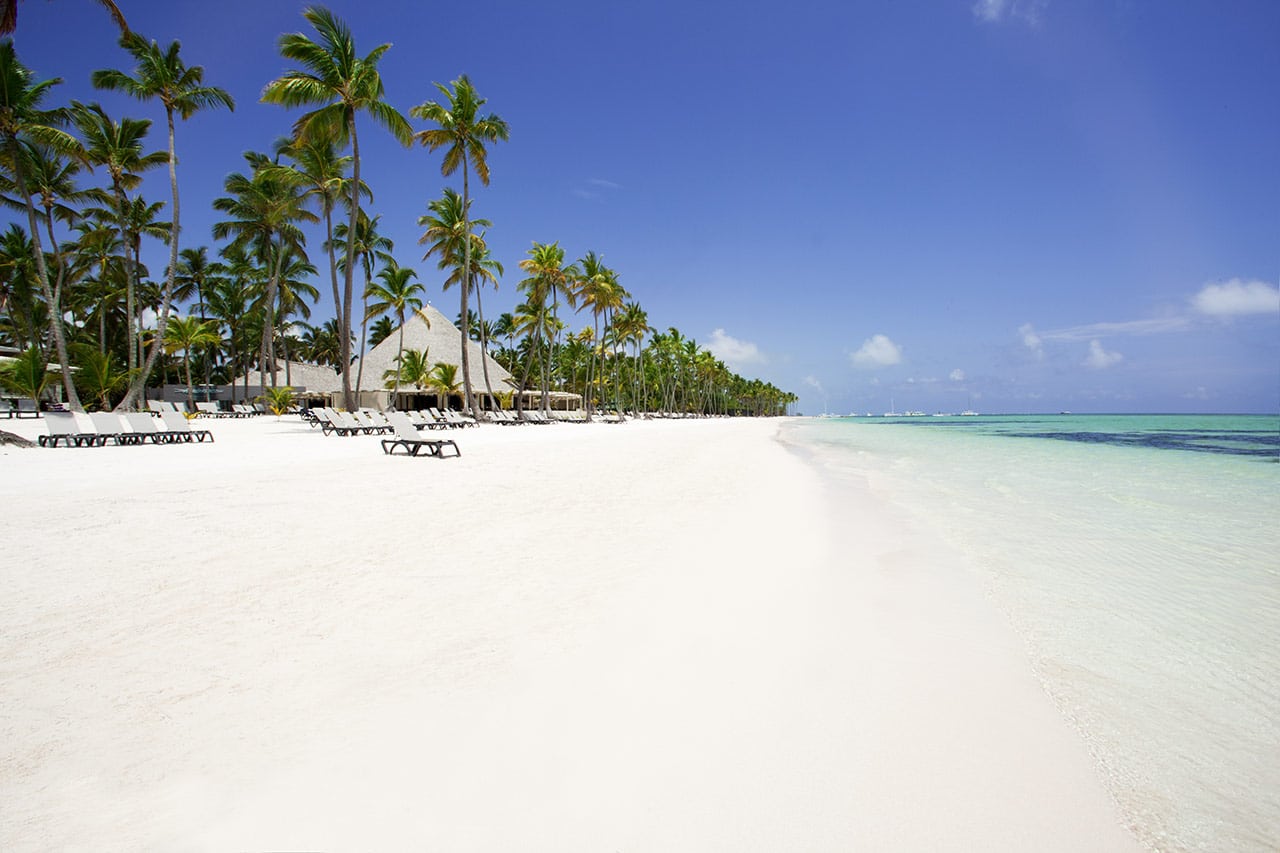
[92,30,234,410]
[411,74,508,419]
[205,248,256,401]
[383,346,431,393]
[367,314,393,348]
[300,317,348,368]
[0,42,84,409]
[73,102,166,375]
[332,210,391,397]
[69,342,128,410]
[270,246,319,384]
[0,0,127,36]
[0,141,103,316]
[0,342,52,408]
[0,221,41,349]
[615,300,650,412]
[262,5,412,410]
[364,259,422,407]
[162,315,219,410]
[429,361,461,411]
[212,151,314,387]
[173,245,220,386]
[84,193,170,371]
[270,133,365,353]
[517,241,576,415]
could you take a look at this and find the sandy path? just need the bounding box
[0,416,1141,850]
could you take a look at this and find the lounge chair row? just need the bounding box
[0,398,41,418]
[308,407,478,435]
[38,411,213,447]
[146,400,264,418]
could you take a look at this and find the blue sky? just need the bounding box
[9,0,1279,413]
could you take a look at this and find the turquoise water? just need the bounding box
[788,415,1280,853]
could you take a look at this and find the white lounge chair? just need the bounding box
[160,410,214,442]
[381,412,460,458]
[38,411,96,447]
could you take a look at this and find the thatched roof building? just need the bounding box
[355,303,516,409]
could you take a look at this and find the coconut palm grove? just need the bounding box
[0,4,796,419]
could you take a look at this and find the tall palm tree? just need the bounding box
[0,41,82,409]
[205,245,256,401]
[262,5,412,410]
[0,221,41,350]
[85,193,169,371]
[615,300,650,412]
[270,246,318,384]
[162,315,219,410]
[212,151,314,387]
[411,74,508,419]
[92,30,234,410]
[269,133,365,354]
[364,258,422,407]
[0,141,103,314]
[517,241,576,415]
[418,188,501,409]
[332,210,391,397]
[73,102,165,374]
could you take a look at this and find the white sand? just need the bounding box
[0,415,1142,851]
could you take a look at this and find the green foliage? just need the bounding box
[70,343,130,410]
[0,344,54,404]
[382,347,431,390]
[257,384,295,416]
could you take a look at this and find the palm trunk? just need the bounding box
[339,114,359,411]
[259,243,286,389]
[354,261,371,398]
[118,107,180,412]
[459,159,478,419]
[183,350,195,411]
[391,320,405,408]
[7,137,81,410]
[475,282,495,411]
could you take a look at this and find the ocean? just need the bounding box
[786,414,1279,853]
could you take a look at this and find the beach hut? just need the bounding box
[354,304,516,411]
[231,360,345,407]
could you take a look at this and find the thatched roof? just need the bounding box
[237,360,344,394]
[357,303,515,395]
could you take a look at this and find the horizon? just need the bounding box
[6,0,1278,415]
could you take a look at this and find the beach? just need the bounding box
[0,415,1142,851]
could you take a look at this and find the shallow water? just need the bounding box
[788,415,1280,853]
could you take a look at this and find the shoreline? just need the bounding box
[1,415,1140,850]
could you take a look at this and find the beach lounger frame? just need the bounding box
[381,413,460,457]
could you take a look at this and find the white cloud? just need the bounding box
[851,334,902,368]
[1019,323,1044,359]
[949,369,966,381]
[803,375,825,394]
[1192,279,1280,318]
[589,178,622,190]
[973,0,1048,25]
[706,328,765,367]
[1084,339,1123,369]
[1040,317,1191,341]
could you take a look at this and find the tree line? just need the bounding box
[0,5,795,419]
